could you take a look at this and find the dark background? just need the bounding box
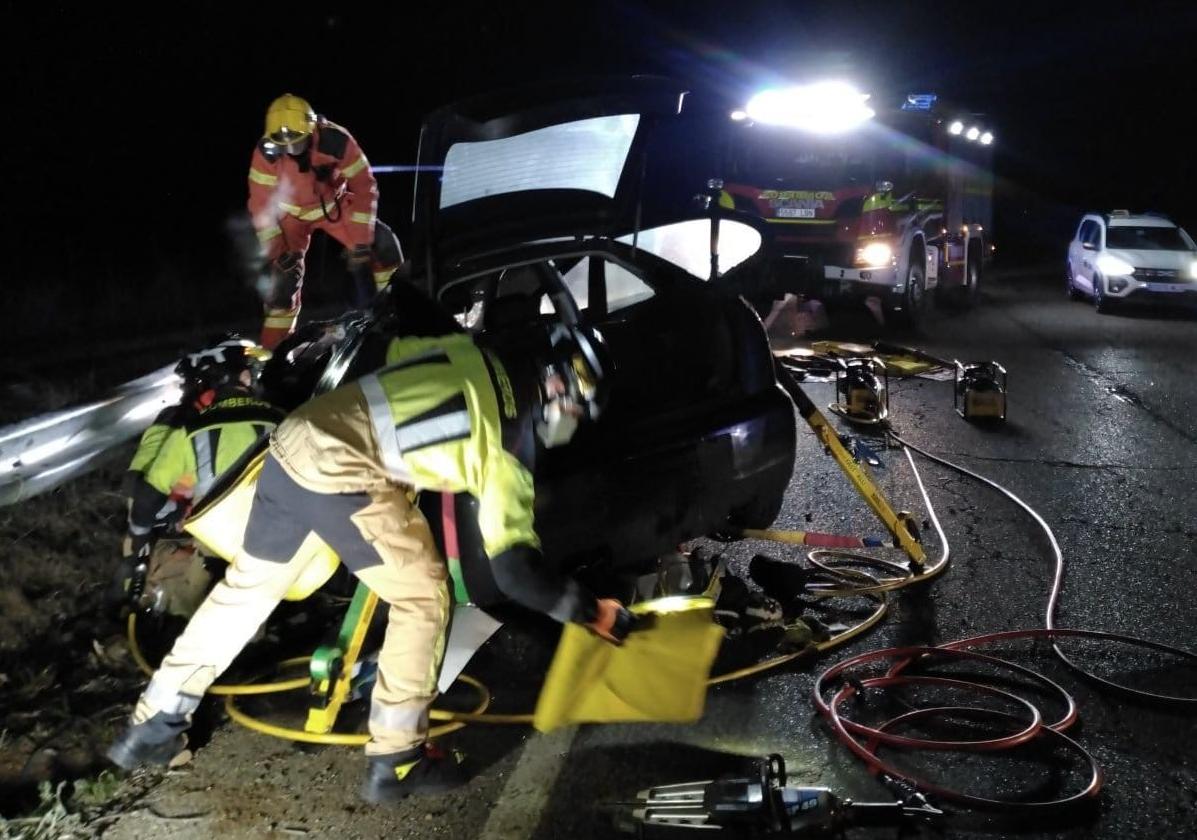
[5,1,1197,348]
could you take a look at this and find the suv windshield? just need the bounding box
[1106,225,1191,251]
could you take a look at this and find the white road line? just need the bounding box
[478,726,579,840]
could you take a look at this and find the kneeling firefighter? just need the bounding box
[107,325,631,803]
[117,339,280,616]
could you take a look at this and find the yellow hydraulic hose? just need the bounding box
[223,674,494,745]
[123,442,945,744]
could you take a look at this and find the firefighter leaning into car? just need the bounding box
[107,325,632,803]
[249,93,403,351]
[117,340,281,616]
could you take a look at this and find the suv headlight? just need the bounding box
[855,241,894,268]
[1095,254,1134,276]
[1190,259,1197,279]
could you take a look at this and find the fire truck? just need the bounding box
[715,85,995,327]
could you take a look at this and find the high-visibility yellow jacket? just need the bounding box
[129,389,282,543]
[363,334,536,559]
[270,333,596,623]
[124,404,188,497]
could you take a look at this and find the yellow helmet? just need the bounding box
[264,93,317,145]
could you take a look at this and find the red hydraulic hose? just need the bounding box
[809,436,1197,814]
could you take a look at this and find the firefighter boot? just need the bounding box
[360,744,468,804]
[106,711,189,770]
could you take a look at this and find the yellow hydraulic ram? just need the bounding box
[776,367,926,568]
[306,584,379,733]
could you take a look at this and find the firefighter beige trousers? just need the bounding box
[138,397,451,756]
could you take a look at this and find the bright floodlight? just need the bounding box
[730,109,748,121]
[948,120,964,135]
[980,131,994,145]
[744,81,875,133]
[966,126,980,141]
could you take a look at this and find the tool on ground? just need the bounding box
[954,360,1007,421]
[775,368,925,568]
[832,357,888,424]
[616,753,941,837]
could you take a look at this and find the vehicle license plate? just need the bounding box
[776,208,816,219]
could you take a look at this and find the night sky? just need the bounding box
[6,1,1197,348]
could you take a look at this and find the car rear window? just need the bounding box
[1106,225,1190,250]
[439,114,641,209]
[549,258,655,315]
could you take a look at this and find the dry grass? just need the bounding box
[0,460,141,819]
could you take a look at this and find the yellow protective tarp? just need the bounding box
[532,596,725,732]
[808,341,941,377]
[183,449,340,601]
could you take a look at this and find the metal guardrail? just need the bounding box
[0,364,182,506]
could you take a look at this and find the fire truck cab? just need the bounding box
[719,89,994,328]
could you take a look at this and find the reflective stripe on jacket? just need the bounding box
[358,334,535,560]
[143,392,282,502]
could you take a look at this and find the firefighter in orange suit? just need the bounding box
[248,94,403,350]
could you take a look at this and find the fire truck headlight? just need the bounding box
[948,121,964,135]
[966,126,981,141]
[856,242,894,268]
[745,82,875,134]
[1096,254,1134,277]
[980,131,994,145]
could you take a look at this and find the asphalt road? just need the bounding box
[102,264,1197,840]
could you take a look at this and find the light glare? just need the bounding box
[744,82,875,134]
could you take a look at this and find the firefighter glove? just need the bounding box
[586,598,633,645]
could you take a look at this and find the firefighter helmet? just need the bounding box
[177,338,271,393]
[264,94,317,146]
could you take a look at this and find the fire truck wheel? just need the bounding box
[890,261,927,330]
[960,256,981,307]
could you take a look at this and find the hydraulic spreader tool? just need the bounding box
[617,754,942,837]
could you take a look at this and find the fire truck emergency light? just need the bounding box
[744,82,875,134]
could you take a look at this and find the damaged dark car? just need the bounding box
[257,77,797,600]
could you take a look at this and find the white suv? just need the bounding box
[1066,211,1197,312]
